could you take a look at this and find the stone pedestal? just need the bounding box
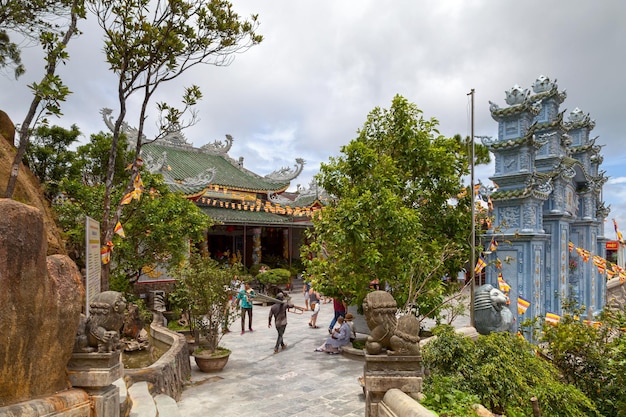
[66,351,122,417]
[363,354,423,417]
[67,351,122,388]
[87,385,120,417]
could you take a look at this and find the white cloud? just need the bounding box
[2,0,625,200]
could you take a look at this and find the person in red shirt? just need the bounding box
[328,297,347,334]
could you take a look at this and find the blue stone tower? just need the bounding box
[483,75,608,333]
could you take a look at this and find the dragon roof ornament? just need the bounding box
[596,201,610,219]
[532,131,557,149]
[101,107,196,148]
[560,165,577,180]
[160,127,193,149]
[477,135,496,146]
[181,167,216,187]
[267,191,294,205]
[560,133,572,147]
[101,108,147,144]
[143,150,174,183]
[525,173,553,199]
[265,158,305,181]
[200,134,233,155]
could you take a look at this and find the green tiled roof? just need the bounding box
[200,207,311,226]
[142,143,291,194]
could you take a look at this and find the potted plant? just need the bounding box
[172,252,239,372]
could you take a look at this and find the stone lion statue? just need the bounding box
[473,284,514,335]
[363,291,398,355]
[74,291,127,353]
[389,315,421,356]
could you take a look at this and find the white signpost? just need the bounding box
[85,216,101,317]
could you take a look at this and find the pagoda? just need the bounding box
[101,109,328,283]
[482,76,608,333]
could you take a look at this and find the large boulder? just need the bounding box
[0,109,65,255]
[0,199,84,407]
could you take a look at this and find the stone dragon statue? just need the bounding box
[473,284,514,335]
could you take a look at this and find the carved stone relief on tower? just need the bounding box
[551,186,564,213]
[503,154,518,173]
[523,204,537,230]
[500,206,520,229]
[519,152,530,172]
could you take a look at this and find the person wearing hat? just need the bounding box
[345,313,357,342]
[268,293,304,354]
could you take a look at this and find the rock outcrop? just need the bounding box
[0,109,65,255]
[0,199,83,407]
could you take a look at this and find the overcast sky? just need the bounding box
[2,0,626,238]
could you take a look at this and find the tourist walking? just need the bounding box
[308,288,321,328]
[328,297,347,334]
[237,282,255,334]
[302,277,311,310]
[314,315,351,354]
[268,293,303,353]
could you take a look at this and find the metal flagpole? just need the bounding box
[468,88,476,327]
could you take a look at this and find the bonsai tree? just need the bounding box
[172,252,239,354]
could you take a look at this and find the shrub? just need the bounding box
[422,326,602,416]
[421,375,479,417]
[539,305,626,416]
[256,268,291,286]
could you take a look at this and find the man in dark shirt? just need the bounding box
[268,293,302,353]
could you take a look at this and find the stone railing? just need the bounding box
[378,389,437,417]
[124,313,191,401]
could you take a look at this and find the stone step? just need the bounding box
[154,394,180,417]
[128,382,156,417]
[125,380,180,417]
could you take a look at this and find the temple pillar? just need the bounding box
[282,228,289,259]
[252,227,262,264]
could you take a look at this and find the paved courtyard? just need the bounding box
[177,286,470,417]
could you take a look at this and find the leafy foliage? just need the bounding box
[421,375,480,417]
[422,326,602,416]
[255,268,291,290]
[49,131,210,287]
[301,95,490,317]
[3,0,85,199]
[539,304,626,416]
[0,0,80,78]
[23,124,81,200]
[88,0,262,290]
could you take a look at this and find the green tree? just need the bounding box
[302,95,489,317]
[88,0,262,290]
[3,0,85,198]
[53,131,210,291]
[24,124,81,200]
[0,0,78,78]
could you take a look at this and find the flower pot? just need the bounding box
[192,349,231,372]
